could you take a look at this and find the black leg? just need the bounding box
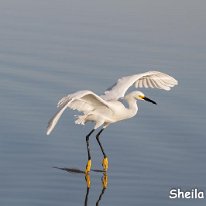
[84,186,90,206]
[96,128,109,171]
[96,128,107,158]
[86,129,95,160]
[96,186,106,206]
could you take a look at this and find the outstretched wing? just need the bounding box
[46,90,111,135]
[101,71,178,100]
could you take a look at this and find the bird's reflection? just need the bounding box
[84,173,107,206]
[54,167,108,205]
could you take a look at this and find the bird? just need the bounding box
[46,71,178,174]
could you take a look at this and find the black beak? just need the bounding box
[143,96,157,105]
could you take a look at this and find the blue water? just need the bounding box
[0,0,206,205]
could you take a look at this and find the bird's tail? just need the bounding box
[46,102,69,135]
[75,115,87,125]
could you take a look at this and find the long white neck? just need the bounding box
[124,95,138,118]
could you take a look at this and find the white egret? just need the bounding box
[47,71,178,173]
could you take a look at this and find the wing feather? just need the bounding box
[146,78,154,88]
[101,71,178,100]
[155,79,171,90]
[138,79,143,87]
[150,79,161,89]
[47,90,111,135]
[143,78,149,88]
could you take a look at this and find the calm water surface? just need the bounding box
[0,1,206,205]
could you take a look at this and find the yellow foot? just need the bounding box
[102,157,109,171]
[102,173,108,189]
[85,159,92,174]
[85,174,91,188]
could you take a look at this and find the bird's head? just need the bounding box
[132,91,157,105]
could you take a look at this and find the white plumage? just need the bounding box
[101,71,177,101]
[47,71,178,135]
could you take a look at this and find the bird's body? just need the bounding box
[47,71,178,174]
